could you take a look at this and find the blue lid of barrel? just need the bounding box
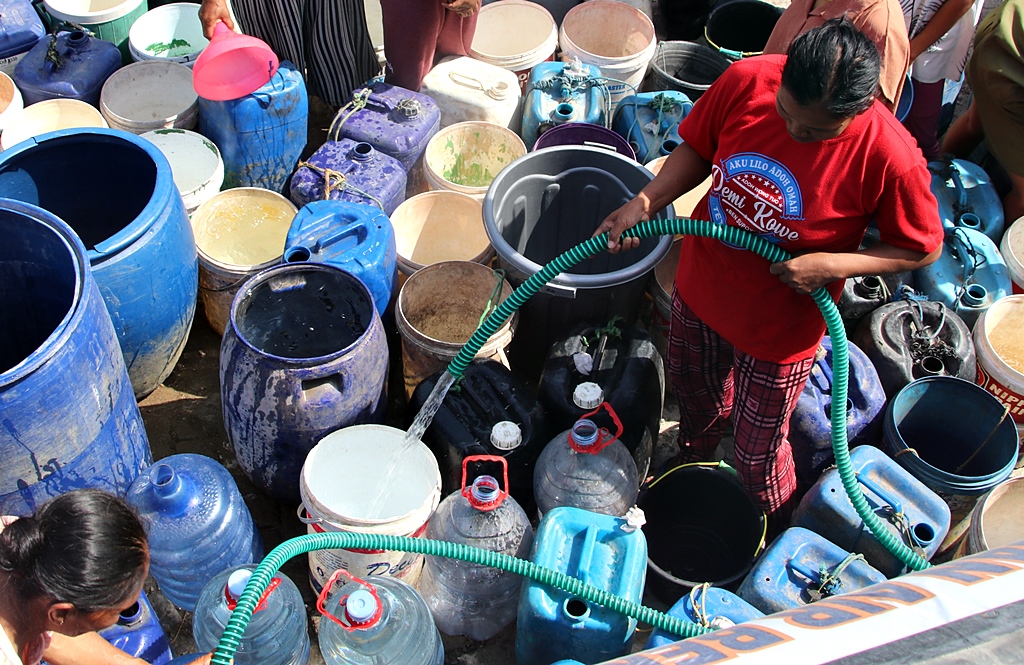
[0,0,45,61]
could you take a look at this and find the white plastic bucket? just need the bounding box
[0,98,107,151]
[100,60,198,134]
[190,188,297,335]
[391,191,494,278]
[141,128,224,214]
[1001,215,1024,294]
[470,0,558,92]
[423,121,526,201]
[0,72,24,132]
[299,424,442,591]
[420,56,522,129]
[559,0,657,108]
[129,3,210,67]
[957,477,1024,556]
[974,294,1024,439]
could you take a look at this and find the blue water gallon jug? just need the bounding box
[793,445,950,578]
[198,60,308,193]
[516,506,648,665]
[329,81,440,171]
[284,200,398,316]
[789,335,886,484]
[221,263,389,502]
[851,296,976,397]
[521,59,608,150]
[645,585,764,649]
[125,454,264,611]
[98,589,173,664]
[289,139,407,215]
[318,570,444,665]
[539,321,664,482]
[0,0,44,75]
[193,566,310,665]
[736,527,887,614]
[410,360,551,517]
[0,128,198,399]
[14,30,121,107]
[929,158,1004,241]
[912,227,1011,328]
[534,407,639,518]
[612,91,692,163]
[0,199,151,516]
[418,456,534,640]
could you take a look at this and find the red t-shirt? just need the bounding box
[676,55,943,363]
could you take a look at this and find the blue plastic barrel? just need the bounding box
[612,91,692,163]
[929,158,1004,241]
[516,507,647,665]
[98,588,173,664]
[645,586,764,649]
[289,139,407,215]
[221,263,390,502]
[198,60,308,193]
[284,200,398,316]
[520,60,607,150]
[14,30,121,106]
[0,128,198,399]
[0,0,45,75]
[0,198,151,515]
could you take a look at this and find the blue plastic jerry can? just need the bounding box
[14,30,121,106]
[516,507,647,665]
[929,158,1004,242]
[736,527,888,615]
[788,335,886,484]
[645,586,764,649]
[912,226,1011,328]
[520,59,608,150]
[612,91,692,164]
[0,0,45,76]
[284,200,398,316]
[792,445,950,578]
[198,60,308,193]
[98,589,173,664]
[289,138,407,214]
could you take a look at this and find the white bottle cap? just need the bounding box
[572,382,604,409]
[226,569,252,602]
[490,421,522,450]
[345,589,378,625]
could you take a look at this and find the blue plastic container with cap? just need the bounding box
[929,158,1004,242]
[318,570,444,665]
[193,565,310,665]
[793,445,950,578]
[125,453,264,612]
[283,200,398,315]
[521,60,608,151]
[98,589,173,664]
[289,138,406,214]
[0,0,45,76]
[329,81,440,171]
[198,60,308,193]
[645,586,764,649]
[516,506,647,665]
[736,527,888,615]
[612,91,692,163]
[14,30,121,106]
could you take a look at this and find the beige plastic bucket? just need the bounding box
[974,294,1024,439]
[559,0,657,108]
[190,188,297,334]
[141,128,224,214]
[0,72,24,132]
[955,477,1024,557]
[299,424,442,591]
[1001,215,1024,294]
[395,261,515,398]
[424,121,527,201]
[100,60,199,134]
[391,191,494,278]
[0,98,107,151]
[470,0,558,92]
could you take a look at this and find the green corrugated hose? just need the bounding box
[212,219,929,665]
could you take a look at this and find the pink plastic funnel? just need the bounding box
[193,22,279,101]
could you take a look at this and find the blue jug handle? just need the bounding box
[310,216,368,253]
[855,472,904,516]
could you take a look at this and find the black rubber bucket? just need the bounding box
[646,40,732,101]
[703,0,783,61]
[639,462,765,604]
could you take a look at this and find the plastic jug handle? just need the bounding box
[316,569,383,631]
[856,473,904,516]
[461,455,510,511]
[448,71,485,91]
[226,576,280,612]
[313,217,369,252]
[950,163,968,210]
[570,402,624,454]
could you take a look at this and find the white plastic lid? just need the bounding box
[345,589,378,624]
[490,421,522,450]
[573,382,604,409]
[226,569,252,602]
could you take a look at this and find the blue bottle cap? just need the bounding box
[345,589,378,625]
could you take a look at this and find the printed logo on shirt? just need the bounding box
[709,152,804,247]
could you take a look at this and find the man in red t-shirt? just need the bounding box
[597,19,944,534]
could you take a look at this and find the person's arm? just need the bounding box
[593,141,712,253]
[44,632,214,665]
[769,243,942,295]
[199,0,234,39]
[909,0,976,61]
